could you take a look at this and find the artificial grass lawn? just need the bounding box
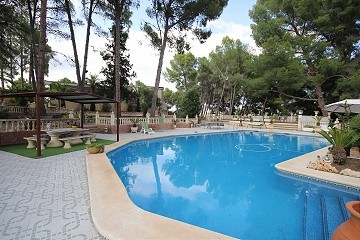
[0,138,115,159]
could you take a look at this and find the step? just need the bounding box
[339,195,360,219]
[304,194,324,240]
[322,196,345,240]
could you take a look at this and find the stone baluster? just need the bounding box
[95,111,99,125]
[110,111,115,125]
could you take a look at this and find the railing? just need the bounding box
[298,115,330,130]
[0,118,78,132]
[0,106,69,114]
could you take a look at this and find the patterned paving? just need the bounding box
[0,150,104,240]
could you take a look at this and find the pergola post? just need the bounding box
[36,93,41,156]
[80,104,84,128]
[116,101,120,142]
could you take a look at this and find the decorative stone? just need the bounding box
[339,169,360,178]
[350,147,360,158]
[307,156,338,173]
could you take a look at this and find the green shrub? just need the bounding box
[0,109,9,119]
[101,103,111,112]
[349,115,360,144]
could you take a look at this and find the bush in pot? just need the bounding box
[86,143,105,154]
[318,128,358,165]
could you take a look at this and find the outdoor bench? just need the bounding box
[58,134,93,149]
[205,122,225,129]
[247,122,266,129]
[84,132,97,142]
[24,136,48,149]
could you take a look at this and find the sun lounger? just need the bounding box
[140,122,155,134]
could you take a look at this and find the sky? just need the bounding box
[47,0,258,91]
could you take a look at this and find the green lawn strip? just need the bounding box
[0,139,115,159]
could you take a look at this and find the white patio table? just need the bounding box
[45,128,89,147]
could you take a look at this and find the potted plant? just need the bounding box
[333,201,360,240]
[173,119,178,129]
[86,143,105,154]
[303,125,315,132]
[313,115,323,131]
[130,118,139,133]
[318,128,358,165]
[71,122,78,128]
[267,115,276,129]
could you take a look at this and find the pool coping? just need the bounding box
[87,129,360,239]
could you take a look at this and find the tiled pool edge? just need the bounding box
[275,147,360,190]
[87,137,234,240]
[87,130,360,239]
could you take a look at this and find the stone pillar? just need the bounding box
[186,115,189,123]
[297,110,303,131]
[146,112,150,123]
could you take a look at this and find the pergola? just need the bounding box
[0,92,120,156]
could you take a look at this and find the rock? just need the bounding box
[340,168,360,178]
[307,156,339,173]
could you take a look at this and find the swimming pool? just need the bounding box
[107,131,360,240]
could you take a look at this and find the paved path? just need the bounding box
[0,150,103,240]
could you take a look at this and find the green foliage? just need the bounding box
[0,109,9,119]
[101,103,111,112]
[313,115,323,125]
[249,0,360,113]
[98,22,135,101]
[86,143,105,149]
[318,128,358,149]
[165,52,198,91]
[137,81,153,116]
[177,87,201,118]
[130,118,139,127]
[349,115,360,143]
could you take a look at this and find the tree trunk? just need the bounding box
[80,0,95,90]
[115,0,125,118]
[27,0,38,91]
[307,60,326,115]
[37,0,47,116]
[150,23,169,117]
[64,0,82,91]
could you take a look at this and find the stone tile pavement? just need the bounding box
[0,150,104,240]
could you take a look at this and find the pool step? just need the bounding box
[304,194,324,240]
[304,194,359,240]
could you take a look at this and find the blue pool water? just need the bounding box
[107,131,360,240]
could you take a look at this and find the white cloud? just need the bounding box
[48,19,258,91]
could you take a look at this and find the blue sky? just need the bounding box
[48,0,258,90]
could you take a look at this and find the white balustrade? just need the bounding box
[0,118,79,132]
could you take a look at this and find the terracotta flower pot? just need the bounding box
[86,147,100,154]
[332,201,360,240]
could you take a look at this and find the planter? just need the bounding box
[333,201,360,240]
[86,147,100,154]
[303,127,314,132]
[130,127,138,133]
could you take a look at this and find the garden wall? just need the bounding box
[0,131,36,146]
